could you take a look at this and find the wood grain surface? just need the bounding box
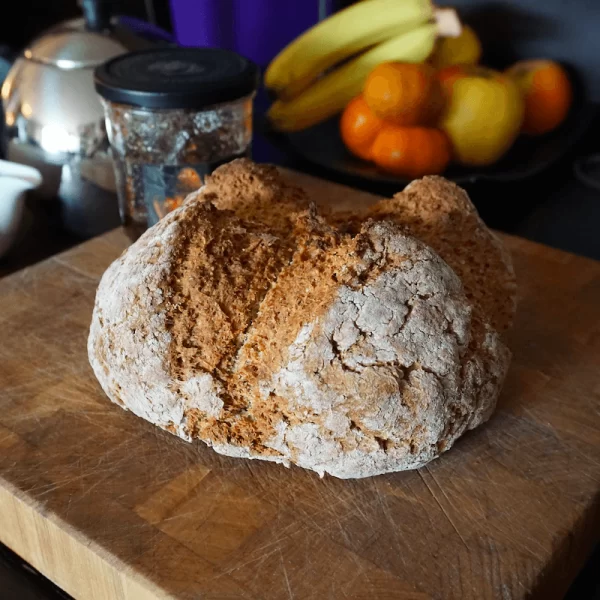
[0,171,599,600]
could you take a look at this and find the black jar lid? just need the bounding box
[94,47,259,109]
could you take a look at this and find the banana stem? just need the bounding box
[434,8,462,38]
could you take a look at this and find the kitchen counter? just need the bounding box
[1,170,599,600]
[0,121,599,600]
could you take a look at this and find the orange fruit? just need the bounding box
[340,95,384,161]
[363,62,442,126]
[371,126,451,179]
[506,59,572,135]
[436,64,469,98]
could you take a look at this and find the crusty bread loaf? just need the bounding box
[88,160,513,478]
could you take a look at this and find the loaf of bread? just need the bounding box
[88,160,514,478]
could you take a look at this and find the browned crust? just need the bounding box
[94,160,514,472]
[202,159,311,235]
[336,176,517,332]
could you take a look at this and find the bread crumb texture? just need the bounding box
[89,159,514,478]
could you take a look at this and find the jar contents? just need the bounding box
[95,47,259,240]
[103,98,253,240]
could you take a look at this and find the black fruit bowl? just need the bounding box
[263,68,596,188]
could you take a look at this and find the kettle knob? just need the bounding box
[79,0,114,32]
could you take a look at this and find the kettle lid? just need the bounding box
[24,28,126,70]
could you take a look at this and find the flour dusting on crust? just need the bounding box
[88,160,514,479]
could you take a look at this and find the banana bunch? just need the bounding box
[266,0,460,132]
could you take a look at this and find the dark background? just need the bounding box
[2,0,598,263]
[0,0,172,49]
[3,0,600,103]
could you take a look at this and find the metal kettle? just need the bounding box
[0,0,162,237]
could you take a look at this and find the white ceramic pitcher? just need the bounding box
[0,160,42,259]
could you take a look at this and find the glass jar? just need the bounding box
[95,48,258,240]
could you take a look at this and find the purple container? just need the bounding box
[170,0,336,66]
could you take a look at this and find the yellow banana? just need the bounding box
[268,23,438,132]
[265,0,434,100]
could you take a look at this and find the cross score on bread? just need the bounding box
[88,160,515,479]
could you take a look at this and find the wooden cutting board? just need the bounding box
[0,171,599,600]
